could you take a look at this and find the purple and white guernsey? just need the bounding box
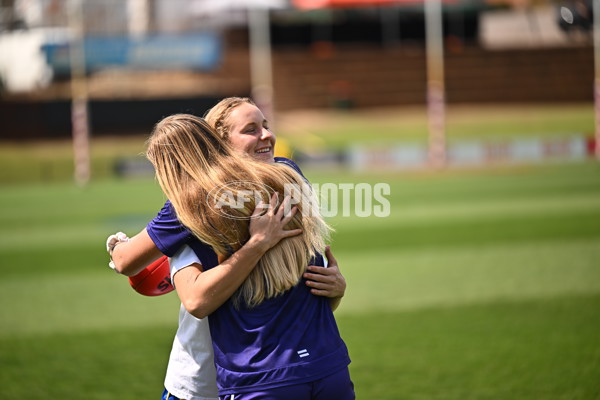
[146,158,351,396]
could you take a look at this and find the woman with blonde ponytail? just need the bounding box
[106,98,350,400]
[146,114,354,399]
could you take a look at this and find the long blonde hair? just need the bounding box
[146,114,330,307]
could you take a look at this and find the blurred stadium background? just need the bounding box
[0,0,599,399]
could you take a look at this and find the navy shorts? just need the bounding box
[219,367,355,400]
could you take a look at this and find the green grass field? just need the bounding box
[0,158,599,399]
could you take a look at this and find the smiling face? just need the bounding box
[226,102,276,163]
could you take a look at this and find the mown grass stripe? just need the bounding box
[2,237,598,337]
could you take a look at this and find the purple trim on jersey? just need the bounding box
[146,158,305,257]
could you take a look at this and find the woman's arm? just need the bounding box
[303,246,346,311]
[110,228,164,276]
[175,194,301,319]
[108,199,194,276]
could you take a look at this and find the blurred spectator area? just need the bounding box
[0,0,594,139]
[272,45,592,109]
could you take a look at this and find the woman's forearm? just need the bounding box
[111,229,163,276]
[176,194,302,318]
[329,296,343,312]
[176,236,270,318]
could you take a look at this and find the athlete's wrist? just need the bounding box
[245,234,271,255]
[106,232,130,256]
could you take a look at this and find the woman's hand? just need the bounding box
[303,246,346,310]
[107,229,164,276]
[248,193,302,252]
[105,232,129,273]
[176,193,303,319]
